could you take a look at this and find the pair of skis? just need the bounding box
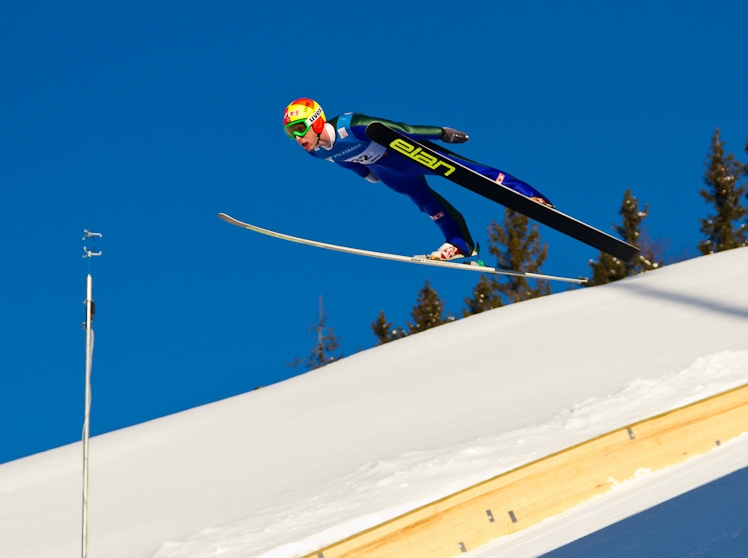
[220,123,640,284]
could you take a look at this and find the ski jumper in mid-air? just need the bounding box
[282,98,553,261]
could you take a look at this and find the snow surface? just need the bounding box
[2,247,748,558]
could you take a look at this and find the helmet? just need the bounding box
[283,98,326,139]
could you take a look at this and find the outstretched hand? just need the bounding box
[441,127,469,143]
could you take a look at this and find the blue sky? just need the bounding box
[1,1,747,465]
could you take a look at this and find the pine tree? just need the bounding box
[370,310,406,345]
[484,208,551,305]
[697,128,748,254]
[587,189,661,286]
[587,251,623,286]
[462,274,503,317]
[288,296,344,370]
[407,280,452,334]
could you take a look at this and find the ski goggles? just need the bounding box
[284,119,311,139]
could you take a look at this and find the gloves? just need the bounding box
[364,171,380,183]
[441,127,469,143]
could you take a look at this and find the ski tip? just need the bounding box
[218,213,246,228]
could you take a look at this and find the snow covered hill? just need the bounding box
[2,248,748,558]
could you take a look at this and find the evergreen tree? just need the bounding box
[462,274,503,317]
[370,310,406,345]
[407,280,452,334]
[288,296,344,370]
[484,208,551,305]
[587,251,623,286]
[587,189,661,286]
[697,128,748,254]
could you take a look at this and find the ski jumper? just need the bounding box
[307,112,551,255]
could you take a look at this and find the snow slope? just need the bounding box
[2,248,748,558]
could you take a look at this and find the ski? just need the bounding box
[364,122,640,264]
[219,213,586,284]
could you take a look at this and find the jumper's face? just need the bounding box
[294,125,318,152]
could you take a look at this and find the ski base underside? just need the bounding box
[219,213,587,284]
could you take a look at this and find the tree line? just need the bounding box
[293,128,748,370]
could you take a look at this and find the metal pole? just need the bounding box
[81,230,101,558]
[82,274,93,558]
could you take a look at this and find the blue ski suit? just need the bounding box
[306,112,551,255]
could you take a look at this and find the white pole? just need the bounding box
[82,274,94,558]
[81,230,101,558]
